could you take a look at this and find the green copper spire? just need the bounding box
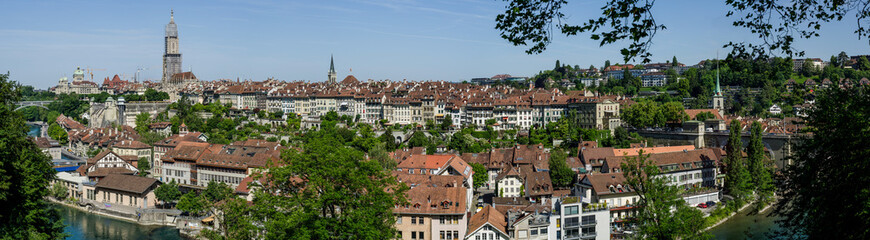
[716,66,721,95]
[715,55,722,96]
[329,54,335,73]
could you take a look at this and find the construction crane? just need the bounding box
[85,66,106,81]
[135,66,151,83]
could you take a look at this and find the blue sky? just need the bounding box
[2,0,867,89]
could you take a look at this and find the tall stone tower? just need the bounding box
[162,10,182,85]
[327,55,337,84]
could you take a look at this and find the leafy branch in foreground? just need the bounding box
[496,0,870,62]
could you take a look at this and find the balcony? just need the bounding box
[580,232,597,239]
[581,220,596,227]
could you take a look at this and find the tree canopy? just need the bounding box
[251,128,408,239]
[469,162,488,189]
[0,73,66,239]
[724,120,752,199]
[773,86,870,239]
[495,0,870,62]
[548,148,575,188]
[154,180,182,206]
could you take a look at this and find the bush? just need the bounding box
[50,183,68,200]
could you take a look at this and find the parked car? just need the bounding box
[697,203,708,208]
[706,201,716,207]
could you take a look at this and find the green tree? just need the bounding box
[773,86,870,239]
[859,56,870,71]
[621,150,710,239]
[837,51,849,67]
[485,118,497,126]
[0,73,66,239]
[154,180,182,207]
[47,93,88,121]
[672,56,679,66]
[548,149,575,188]
[622,101,662,128]
[607,127,631,148]
[495,0,865,62]
[204,181,235,202]
[694,111,716,121]
[800,59,817,77]
[724,120,752,199]
[469,162,488,189]
[47,122,68,145]
[201,197,256,240]
[50,183,69,201]
[252,130,408,239]
[660,101,687,124]
[137,157,150,177]
[747,121,773,209]
[441,115,453,130]
[369,142,396,170]
[135,112,151,134]
[144,89,160,101]
[138,131,166,146]
[378,128,397,151]
[407,131,428,148]
[177,191,209,216]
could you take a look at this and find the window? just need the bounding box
[565,217,579,227]
[412,216,417,224]
[397,216,402,224]
[565,206,579,215]
[581,215,596,225]
[412,231,417,239]
[540,228,548,234]
[419,231,424,239]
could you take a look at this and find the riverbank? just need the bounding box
[53,202,187,240]
[48,198,145,225]
[707,201,780,239]
[704,201,754,231]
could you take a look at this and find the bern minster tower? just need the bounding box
[162,10,182,86]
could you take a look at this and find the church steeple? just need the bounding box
[329,55,335,73]
[712,55,725,116]
[715,59,722,96]
[327,55,337,84]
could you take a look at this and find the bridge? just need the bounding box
[15,101,52,110]
[61,150,86,161]
[632,129,804,169]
